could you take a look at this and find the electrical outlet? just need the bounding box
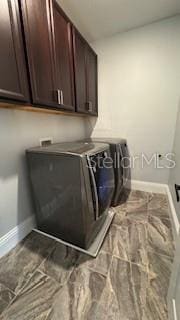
[39,137,53,147]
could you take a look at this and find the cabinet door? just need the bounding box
[0,0,29,102]
[86,45,98,116]
[21,0,57,107]
[52,1,75,111]
[73,28,87,113]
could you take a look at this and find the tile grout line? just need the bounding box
[111,253,149,273]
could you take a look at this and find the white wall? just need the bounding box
[0,108,87,238]
[87,16,180,183]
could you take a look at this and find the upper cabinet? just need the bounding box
[52,1,75,111]
[0,0,29,102]
[73,28,98,116]
[0,0,98,115]
[73,29,87,114]
[21,0,75,111]
[21,0,56,108]
[86,46,98,115]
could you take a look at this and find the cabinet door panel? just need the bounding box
[21,0,57,107]
[86,46,98,115]
[52,2,75,111]
[73,28,87,113]
[0,0,29,102]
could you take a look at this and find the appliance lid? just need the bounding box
[80,137,127,145]
[27,142,109,156]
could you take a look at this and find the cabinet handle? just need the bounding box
[175,184,180,202]
[57,89,61,105]
[60,90,64,105]
[88,101,93,112]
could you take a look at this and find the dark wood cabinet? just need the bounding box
[73,29,87,113]
[21,0,56,108]
[52,1,75,111]
[21,0,75,111]
[0,0,29,102]
[0,0,97,116]
[86,46,98,115]
[73,28,98,116]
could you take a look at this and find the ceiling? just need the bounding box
[57,0,180,42]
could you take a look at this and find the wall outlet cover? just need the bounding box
[39,137,53,147]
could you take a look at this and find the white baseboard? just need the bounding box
[0,216,36,259]
[131,180,167,194]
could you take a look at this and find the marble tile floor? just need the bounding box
[0,190,174,320]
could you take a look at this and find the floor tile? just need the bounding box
[114,220,148,266]
[148,208,170,220]
[69,267,107,299]
[126,200,148,214]
[148,214,173,239]
[114,190,149,214]
[143,288,168,320]
[47,269,107,320]
[112,207,126,226]
[131,262,149,319]
[142,251,173,320]
[83,300,110,320]
[0,270,60,320]
[0,300,8,316]
[0,284,15,315]
[148,193,169,212]
[76,251,112,276]
[108,257,148,320]
[147,251,173,306]
[0,284,15,307]
[113,202,148,224]
[86,276,122,320]
[0,231,55,295]
[101,225,119,255]
[126,209,148,223]
[125,190,149,222]
[143,289,168,320]
[0,190,174,320]
[148,215,174,257]
[39,242,79,285]
[128,190,150,202]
